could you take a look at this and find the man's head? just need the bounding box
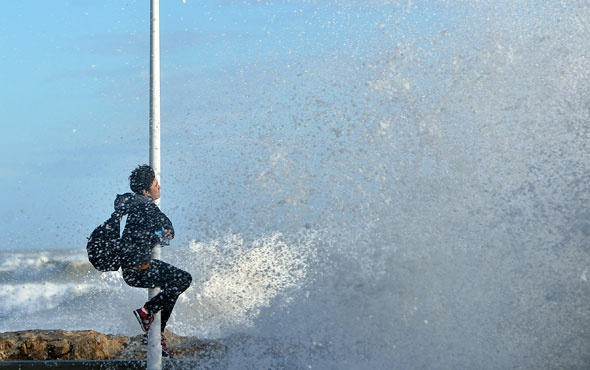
[129,165,160,199]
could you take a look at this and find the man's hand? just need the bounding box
[162,230,174,240]
[155,228,174,245]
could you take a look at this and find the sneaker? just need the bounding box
[161,335,173,358]
[141,333,173,358]
[133,307,154,333]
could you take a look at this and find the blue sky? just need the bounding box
[0,0,452,250]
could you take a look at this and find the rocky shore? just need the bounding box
[0,330,224,361]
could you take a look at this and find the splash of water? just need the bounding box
[167,232,315,337]
[163,1,589,369]
[2,1,586,369]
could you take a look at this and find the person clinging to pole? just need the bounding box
[115,164,192,357]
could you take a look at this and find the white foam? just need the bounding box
[0,250,88,272]
[198,233,308,326]
[0,282,95,313]
[166,232,316,337]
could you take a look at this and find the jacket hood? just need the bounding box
[114,192,151,215]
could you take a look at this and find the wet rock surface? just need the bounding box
[0,330,224,361]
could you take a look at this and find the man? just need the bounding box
[115,164,192,357]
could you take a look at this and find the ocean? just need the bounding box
[1,217,588,369]
[2,1,590,369]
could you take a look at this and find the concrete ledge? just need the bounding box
[0,360,151,369]
[0,360,203,369]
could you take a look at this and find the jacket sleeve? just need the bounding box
[158,209,174,238]
[147,202,174,239]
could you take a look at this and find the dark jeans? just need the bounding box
[122,259,192,333]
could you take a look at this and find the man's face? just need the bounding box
[143,177,161,200]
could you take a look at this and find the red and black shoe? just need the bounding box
[140,333,173,358]
[161,334,173,358]
[133,307,154,333]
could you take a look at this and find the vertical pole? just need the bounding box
[148,0,162,368]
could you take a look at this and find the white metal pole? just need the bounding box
[148,0,162,368]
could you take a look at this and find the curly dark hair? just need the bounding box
[129,165,155,194]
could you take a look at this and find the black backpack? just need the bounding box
[86,212,124,271]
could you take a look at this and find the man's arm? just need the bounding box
[151,203,174,240]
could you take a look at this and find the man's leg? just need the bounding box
[157,263,192,332]
[123,260,192,332]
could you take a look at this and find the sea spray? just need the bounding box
[1,1,588,369]
[169,1,588,368]
[165,231,316,338]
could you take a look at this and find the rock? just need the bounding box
[0,330,224,361]
[0,330,128,361]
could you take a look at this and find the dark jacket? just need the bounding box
[114,193,174,268]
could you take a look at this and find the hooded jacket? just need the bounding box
[114,192,174,268]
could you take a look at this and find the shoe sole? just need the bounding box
[133,310,148,333]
